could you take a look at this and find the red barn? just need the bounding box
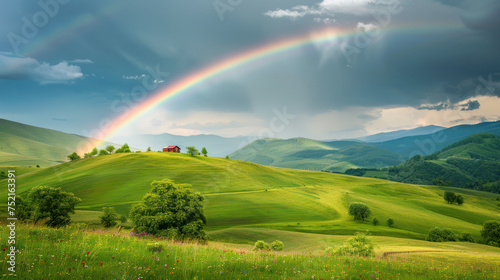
[163,145,181,153]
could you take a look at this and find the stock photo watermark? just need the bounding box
[6,170,17,273]
[213,0,243,21]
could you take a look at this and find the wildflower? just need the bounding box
[87,251,90,255]
[100,262,103,266]
[68,268,71,272]
[243,271,246,274]
[112,256,115,259]
[164,264,168,268]
[2,248,5,251]
[81,262,85,267]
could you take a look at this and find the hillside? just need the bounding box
[357,125,445,143]
[0,118,114,166]
[351,133,500,193]
[2,152,498,241]
[111,133,247,157]
[373,120,500,157]
[230,137,404,172]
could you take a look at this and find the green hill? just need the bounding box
[356,133,500,193]
[2,152,498,242]
[230,137,404,172]
[0,118,112,166]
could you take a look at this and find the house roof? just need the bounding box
[164,145,180,149]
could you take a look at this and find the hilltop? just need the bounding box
[230,137,404,172]
[2,152,498,241]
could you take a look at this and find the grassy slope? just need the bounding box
[2,153,498,242]
[230,137,404,172]
[0,118,112,166]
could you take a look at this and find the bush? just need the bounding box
[270,240,285,251]
[481,220,500,247]
[426,227,458,242]
[120,215,127,223]
[387,218,394,228]
[456,195,464,205]
[348,202,371,222]
[444,191,456,204]
[253,240,269,251]
[129,179,207,240]
[372,217,379,226]
[458,232,474,243]
[147,243,164,252]
[333,232,375,257]
[28,186,81,227]
[100,207,119,228]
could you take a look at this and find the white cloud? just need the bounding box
[68,59,94,64]
[0,53,83,84]
[123,74,146,80]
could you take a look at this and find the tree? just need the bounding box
[387,218,394,227]
[201,147,208,157]
[67,152,80,161]
[481,220,500,246]
[456,195,464,205]
[426,227,458,242]
[147,147,151,152]
[28,186,81,227]
[372,217,379,226]
[186,146,199,156]
[89,147,98,156]
[331,232,375,257]
[15,195,32,221]
[106,145,115,154]
[348,202,371,222]
[129,179,207,240]
[225,155,229,159]
[100,207,119,228]
[116,143,131,153]
[444,191,456,204]
[98,149,109,156]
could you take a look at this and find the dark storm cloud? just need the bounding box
[435,0,500,31]
[460,100,480,111]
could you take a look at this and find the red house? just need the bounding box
[163,145,181,153]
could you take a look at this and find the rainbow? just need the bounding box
[80,24,460,152]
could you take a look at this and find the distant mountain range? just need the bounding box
[356,125,445,143]
[110,133,248,158]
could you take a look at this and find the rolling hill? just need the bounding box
[230,137,405,172]
[357,125,445,143]
[350,133,500,193]
[2,152,498,241]
[0,118,118,167]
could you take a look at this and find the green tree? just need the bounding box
[89,147,98,156]
[15,195,32,221]
[348,202,371,222]
[100,207,119,228]
[253,240,269,251]
[481,220,500,246]
[67,152,80,161]
[115,143,131,153]
[186,146,199,156]
[106,145,115,154]
[444,191,456,204]
[332,232,375,257]
[456,195,464,205]
[372,217,379,226]
[387,218,394,227]
[98,149,109,156]
[426,227,458,242]
[201,147,208,157]
[270,240,285,251]
[225,155,229,159]
[129,179,207,240]
[28,186,81,227]
[147,147,151,152]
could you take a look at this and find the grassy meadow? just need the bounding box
[0,152,499,278]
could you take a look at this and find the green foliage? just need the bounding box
[100,207,119,228]
[186,146,199,156]
[90,147,98,156]
[106,145,115,154]
[387,218,394,228]
[225,155,229,159]
[36,165,40,168]
[15,195,32,221]
[426,227,458,242]
[481,220,500,247]
[444,191,457,204]
[253,240,269,251]
[115,143,131,153]
[28,186,81,227]
[146,242,164,252]
[456,195,464,205]
[98,149,109,156]
[270,240,285,251]
[129,179,206,240]
[67,152,80,161]
[372,217,379,226]
[120,215,127,223]
[333,232,375,257]
[458,232,475,243]
[147,147,151,152]
[348,202,371,222]
[201,147,208,156]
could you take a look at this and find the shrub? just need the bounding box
[444,191,456,204]
[100,207,119,228]
[334,232,375,257]
[426,227,458,242]
[348,202,371,222]
[120,215,127,223]
[253,240,269,251]
[458,232,474,243]
[456,195,464,205]
[270,240,285,251]
[147,243,164,252]
[372,217,379,226]
[481,220,500,247]
[28,186,81,227]
[387,218,394,228]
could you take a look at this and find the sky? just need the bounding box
[1,0,500,140]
